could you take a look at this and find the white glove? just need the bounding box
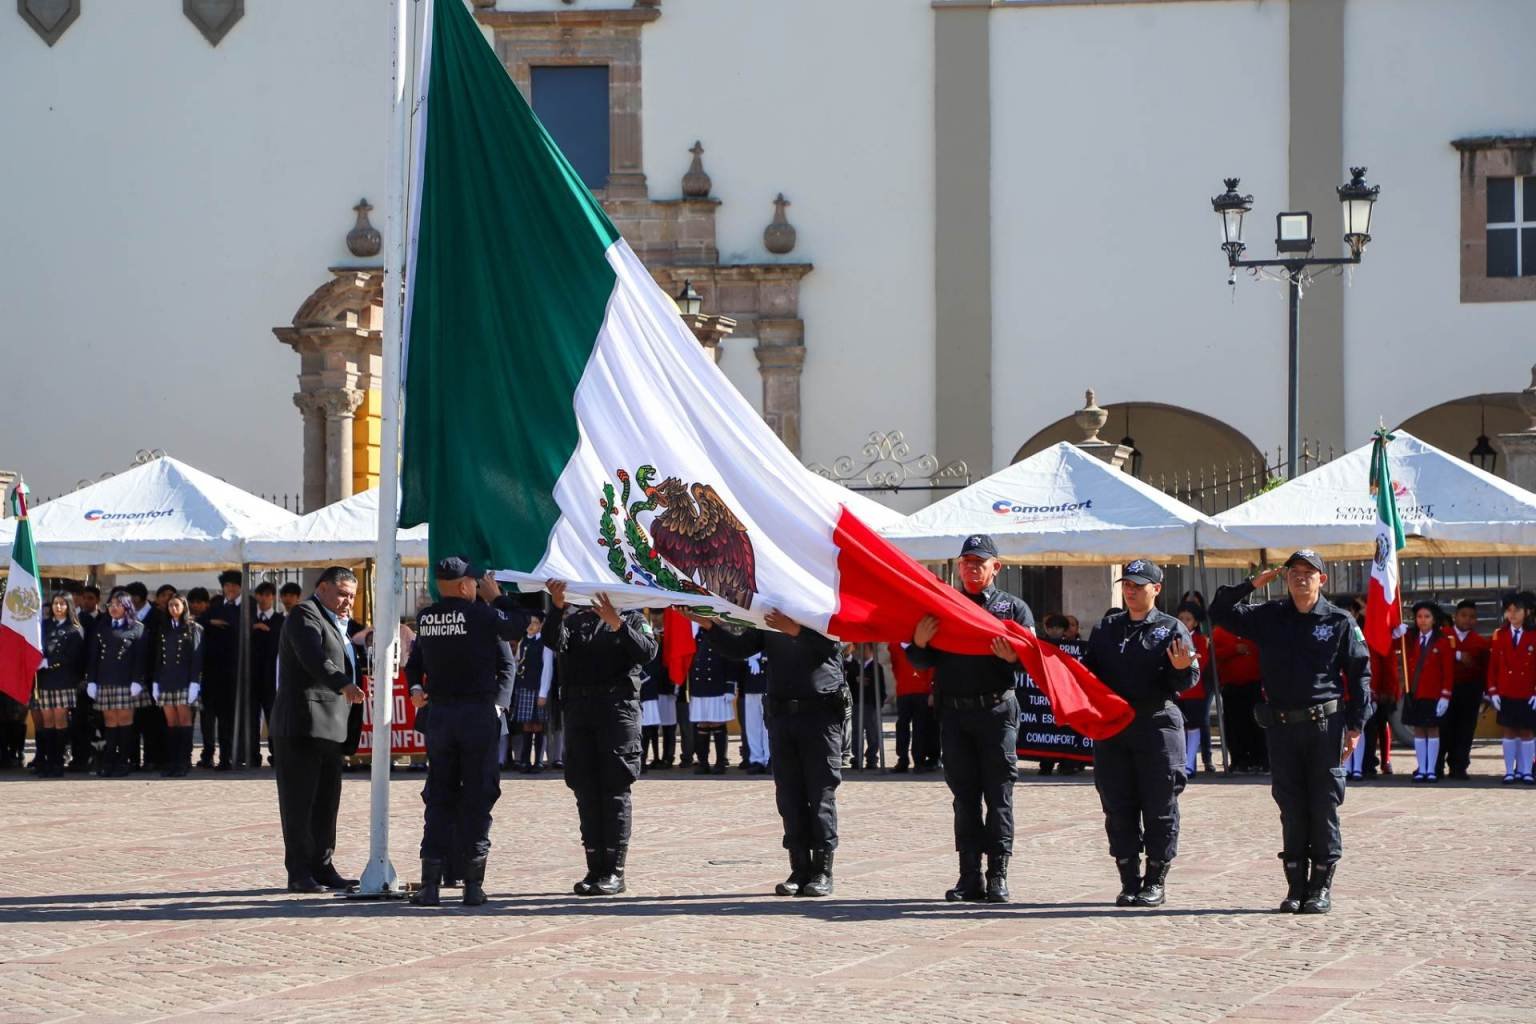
[1528,695,1536,711]
[1491,694,1502,711]
[152,682,161,702]
[188,682,201,704]
[39,658,49,670]
[129,682,143,698]
[86,682,98,700]
[1392,623,1409,639]
[1435,697,1449,717]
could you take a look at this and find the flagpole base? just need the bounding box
[351,857,404,899]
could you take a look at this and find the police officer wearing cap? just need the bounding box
[907,533,1032,904]
[545,580,658,897]
[1211,550,1370,915]
[691,608,847,897]
[1082,560,1198,908]
[405,557,527,907]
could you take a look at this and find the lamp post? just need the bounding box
[1470,403,1498,474]
[1212,168,1380,478]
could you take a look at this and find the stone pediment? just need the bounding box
[275,268,385,345]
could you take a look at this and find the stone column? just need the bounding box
[318,389,365,505]
[754,318,806,456]
[1496,365,1536,491]
[1063,390,1135,622]
[292,392,328,516]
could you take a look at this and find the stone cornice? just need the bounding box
[1452,135,1536,153]
[475,8,660,29]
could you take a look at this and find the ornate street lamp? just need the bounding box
[674,279,703,316]
[1119,408,1145,479]
[1212,168,1382,478]
[1470,404,1498,474]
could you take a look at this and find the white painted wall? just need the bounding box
[641,0,937,485]
[0,0,388,502]
[1342,0,1536,438]
[987,0,1291,473]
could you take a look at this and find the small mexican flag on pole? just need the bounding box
[1364,429,1405,657]
[0,481,44,704]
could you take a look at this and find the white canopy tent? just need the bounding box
[1201,432,1536,565]
[881,442,1217,564]
[243,488,430,567]
[0,457,297,574]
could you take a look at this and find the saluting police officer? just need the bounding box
[545,580,658,897]
[693,608,847,897]
[907,534,1032,904]
[1210,550,1371,915]
[1082,560,1198,908]
[405,557,526,907]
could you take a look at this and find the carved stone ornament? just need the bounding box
[18,0,79,46]
[763,193,797,255]
[346,199,383,259]
[681,141,711,198]
[1073,389,1108,443]
[1520,364,1536,431]
[183,0,243,47]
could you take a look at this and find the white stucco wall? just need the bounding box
[0,0,388,502]
[987,0,1291,472]
[641,0,937,477]
[1342,0,1536,438]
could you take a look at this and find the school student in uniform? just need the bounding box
[153,594,204,777]
[85,592,149,778]
[1174,603,1213,778]
[1486,591,1536,785]
[510,610,554,772]
[34,593,87,778]
[1398,601,1455,783]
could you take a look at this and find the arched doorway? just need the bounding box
[1397,393,1525,480]
[1012,402,1267,515]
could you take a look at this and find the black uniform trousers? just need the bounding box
[200,673,236,763]
[70,691,99,768]
[272,736,344,881]
[420,701,502,863]
[132,704,167,768]
[247,682,277,765]
[1092,704,1186,861]
[768,703,843,850]
[941,691,1019,856]
[1221,684,1268,769]
[1437,683,1483,776]
[895,694,937,765]
[563,695,642,849]
[1362,698,1396,772]
[1267,709,1347,865]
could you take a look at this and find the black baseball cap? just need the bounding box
[1284,549,1326,573]
[1117,559,1163,586]
[959,534,998,559]
[434,555,481,581]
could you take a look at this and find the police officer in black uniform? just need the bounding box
[693,608,847,897]
[1082,560,1198,908]
[545,580,658,897]
[405,557,526,907]
[906,534,1032,904]
[1211,550,1370,915]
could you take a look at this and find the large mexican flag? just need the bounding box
[397,0,1132,738]
[1364,431,1405,656]
[0,483,44,704]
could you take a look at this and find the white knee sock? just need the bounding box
[1414,736,1428,774]
[1348,737,1366,773]
[1426,738,1440,777]
[1185,731,1200,774]
[1521,739,1535,778]
[1504,738,1519,776]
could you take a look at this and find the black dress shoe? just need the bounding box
[215,762,233,773]
[312,865,358,890]
[287,877,327,894]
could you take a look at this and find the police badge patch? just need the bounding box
[1151,625,1171,643]
[1312,623,1336,643]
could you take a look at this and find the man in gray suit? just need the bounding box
[272,566,367,893]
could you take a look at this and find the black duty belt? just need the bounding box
[940,688,1013,711]
[766,690,846,716]
[1260,699,1340,727]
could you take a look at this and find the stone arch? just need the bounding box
[1012,401,1265,484]
[1397,392,1526,480]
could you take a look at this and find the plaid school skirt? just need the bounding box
[159,688,197,709]
[510,685,545,725]
[34,686,77,711]
[96,684,141,711]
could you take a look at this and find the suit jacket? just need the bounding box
[272,596,356,744]
[250,609,284,691]
[199,597,243,682]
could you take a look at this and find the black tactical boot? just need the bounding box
[1115,857,1142,907]
[591,847,627,896]
[1300,862,1336,915]
[411,859,443,907]
[798,849,834,897]
[462,857,488,906]
[574,848,602,896]
[775,848,809,896]
[1279,860,1309,914]
[945,852,986,902]
[984,853,1010,904]
[1132,860,1169,907]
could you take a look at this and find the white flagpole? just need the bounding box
[356,0,414,898]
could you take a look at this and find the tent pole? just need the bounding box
[355,0,412,899]
[1195,547,1230,775]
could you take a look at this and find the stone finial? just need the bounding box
[346,199,382,259]
[681,141,711,198]
[1074,389,1108,443]
[763,193,797,255]
[19,0,80,46]
[1520,364,1536,431]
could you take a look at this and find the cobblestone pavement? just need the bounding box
[3,744,1534,1024]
